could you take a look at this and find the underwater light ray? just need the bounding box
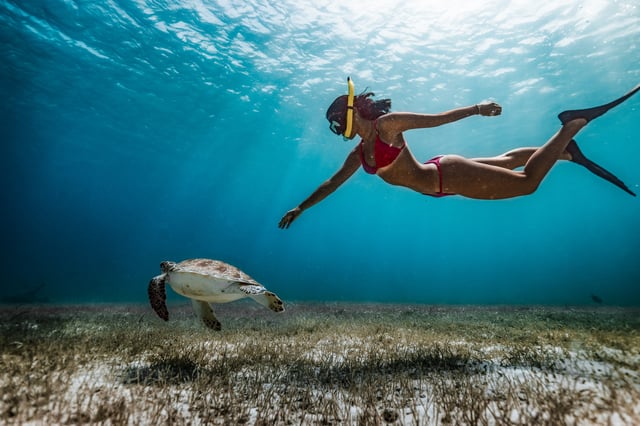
[2,0,640,307]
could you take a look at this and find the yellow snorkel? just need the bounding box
[344,77,355,139]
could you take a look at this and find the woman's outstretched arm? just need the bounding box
[279,146,362,229]
[381,102,502,133]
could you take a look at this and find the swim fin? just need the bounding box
[566,139,635,196]
[558,84,640,124]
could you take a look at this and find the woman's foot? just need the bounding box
[558,84,640,124]
[566,139,636,196]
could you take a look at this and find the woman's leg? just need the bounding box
[522,119,587,185]
[444,85,639,199]
[471,148,573,170]
[441,119,587,199]
[471,148,534,169]
[469,148,535,169]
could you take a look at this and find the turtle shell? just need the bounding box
[171,259,259,285]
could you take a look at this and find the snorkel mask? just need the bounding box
[327,77,355,140]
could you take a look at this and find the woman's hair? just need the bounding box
[354,91,391,120]
[325,90,392,125]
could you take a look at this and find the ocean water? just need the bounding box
[1,0,639,306]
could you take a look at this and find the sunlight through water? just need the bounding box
[1,0,639,305]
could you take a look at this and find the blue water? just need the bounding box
[2,0,639,305]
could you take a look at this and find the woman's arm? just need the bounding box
[382,102,502,133]
[278,146,362,229]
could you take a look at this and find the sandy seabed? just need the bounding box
[1,302,638,425]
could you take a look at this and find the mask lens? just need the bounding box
[329,119,343,135]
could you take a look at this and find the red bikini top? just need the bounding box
[360,120,405,174]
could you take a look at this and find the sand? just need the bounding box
[1,302,638,425]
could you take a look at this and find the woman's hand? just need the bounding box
[477,102,502,117]
[278,207,302,229]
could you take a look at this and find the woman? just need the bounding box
[279,79,638,229]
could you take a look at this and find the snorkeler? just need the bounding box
[278,79,639,229]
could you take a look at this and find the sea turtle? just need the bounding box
[148,258,284,330]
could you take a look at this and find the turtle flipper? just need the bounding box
[191,300,222,331]
[239,285,285,312]
[148,274,169,321]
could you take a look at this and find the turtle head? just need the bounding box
[160,261,177,273]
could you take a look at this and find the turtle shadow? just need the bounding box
[285,350,480,389]
[119,345,567,390]
[119,347,481,388]
[121,356,200,386]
